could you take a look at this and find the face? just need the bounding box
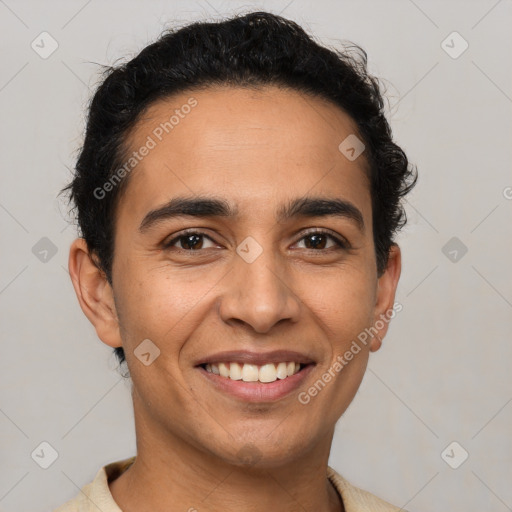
[71,85,401,468]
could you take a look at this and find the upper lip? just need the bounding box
[195,350,316,367]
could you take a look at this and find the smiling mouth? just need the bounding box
[199,361,311,383]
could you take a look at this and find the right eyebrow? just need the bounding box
[139,196,237,233]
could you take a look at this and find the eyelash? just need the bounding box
[162,228,349,253]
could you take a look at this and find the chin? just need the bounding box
[204,430,314,470]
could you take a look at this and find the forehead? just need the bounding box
[117,85,371,225]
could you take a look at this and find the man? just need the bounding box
[56,11,417,512]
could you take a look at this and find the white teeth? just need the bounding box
[218,362,230,377]
[259,363,277,383]
[204,361,303,383]
[241,364,259,382]
[276,362,288,379]
[229,362,242,380]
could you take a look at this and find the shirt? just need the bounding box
[53,456,405,511]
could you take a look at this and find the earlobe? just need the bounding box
[68,238,122,349]
[369,244,402,352]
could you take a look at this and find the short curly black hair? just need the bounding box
[61,10,417,369]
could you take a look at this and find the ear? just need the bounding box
[369,244,402,352]
[68,238,122,349]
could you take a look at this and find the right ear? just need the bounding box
[68,238,122,349]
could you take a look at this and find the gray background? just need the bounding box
[1,0,511,511]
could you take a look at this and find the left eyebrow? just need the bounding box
[278,196,365,233]
[139,195,365,233]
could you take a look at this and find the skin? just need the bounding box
[69,85,401,512]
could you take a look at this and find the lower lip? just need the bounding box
[197,364,315,402]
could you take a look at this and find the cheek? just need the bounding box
[304,276,374,422]
[308,265,377,346]
[114,264,215,353]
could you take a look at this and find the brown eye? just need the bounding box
[295,231,348,251]
[303,233,328,250]
[163,232,217,251]
[177,234,204,250]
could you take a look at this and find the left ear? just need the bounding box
[370,244,402,352]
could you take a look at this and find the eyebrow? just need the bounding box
[139,195,365,233]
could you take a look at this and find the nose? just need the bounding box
[218,243,302,334]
